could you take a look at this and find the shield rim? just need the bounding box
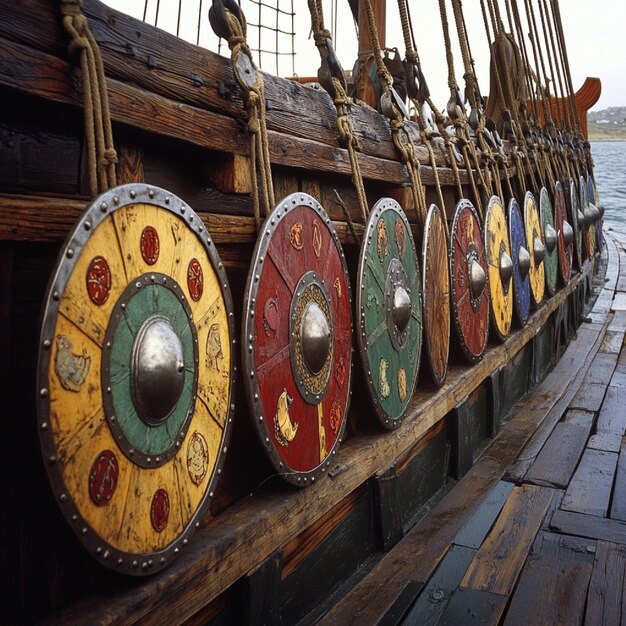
[523,191,546,307]
[539,187,558,297]
[36,183,237,576]
[422,203,450,387]
[484,195,513,342]
[356,197,423,429]
[554,181,572,285]
[508,196,531,326]
[567,177,584,271]
[449,198,490,364]
[241,192,353,486]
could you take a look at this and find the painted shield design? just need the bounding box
[579,175,595,259]
[588,175,603,251]
[36,184,236,575]
[523,192,546,307]
[449,199,490,363]
[554,181,573,285]
[357,198,422,428]
[567,177,584,270]
[242,193,352,486]
[539,187,559,297]
[422,204,450,386]
[484,196,513,342]
[508,197,531,326]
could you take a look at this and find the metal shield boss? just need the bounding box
[449,199,490,363]
[357,198,422,428]
[554,181,573,285]
[484,196,513,342]
[567,177,585,270]
[422,204,450,387]
[243,193,352,486]
[508,197,531,325]
[36,184,236,575]
[579,175,595,259]
[539,187,559,297]
[523,192,546,306]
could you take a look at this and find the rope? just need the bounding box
[211,1,275,230]
[61,0,117,197]
[308,0,369,225]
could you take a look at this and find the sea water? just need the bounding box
[591,141,626,237]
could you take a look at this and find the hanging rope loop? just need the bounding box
[60,0,117,198]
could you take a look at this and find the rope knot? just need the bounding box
[101,148,118,166]
[60,0,83,17]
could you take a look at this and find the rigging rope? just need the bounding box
[60,0,118,198]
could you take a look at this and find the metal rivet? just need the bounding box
[40,388,48,397]
[60,493,67,503]
[66,249,74,258]
[84,221,92,230]
[149,189,155,198]
[41,422,48,431]
[113,196,120,205]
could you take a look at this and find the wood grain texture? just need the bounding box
[460,485,553,595]
[585,541,626,625]
[436,587,508,626]
[503,554,592,626]
[597,386,626,436]
[551,510,626,545]
[610,438,626,522]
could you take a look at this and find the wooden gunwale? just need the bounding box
[43,258,595,625]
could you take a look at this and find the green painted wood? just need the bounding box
[401,545,476,626]
[501,345,531,416]
[487,368,504,437]
[503,554,592,626]
[374,426,451,551]
[435,587,507,625]
[454,481,514,550]
[241,551,282,626]
[532,321,554,385]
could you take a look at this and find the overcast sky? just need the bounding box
[104,0,625,112]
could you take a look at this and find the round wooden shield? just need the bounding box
[508,197,531,326]
[588,175,604,251]
[484,196,513,342]
[539,187,558,296]
[242,193,352,486]
[523,191,546,307]
[449,199,490,363]
[554,181,573,285]
[356,198,422,428]
[567,177,584,270]
[422,204,450,386]
[579,175,595,259]
[36,184,236,575]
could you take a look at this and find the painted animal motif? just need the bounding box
[206,323,223,372]
[379,357,391,399]
[54,335,90,392]
[274,388,298,447]
[317,403,327,462]
[377,218,389,262]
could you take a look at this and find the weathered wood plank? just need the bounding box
[585,541,626,625]
[569,382,607,413]
[524,423,591,489]
[460,485,554,595]
[597,386,626,436]
[531,531,597,564]
[378,582,424,626]
[561,449,618,517]
[563,409,595,428]
[454,481,515,550]
[401,546,476,626]
[551,509,626,545]
[436,588,508,626]
[610,439,626,522]
[600,330,625,354]
[583,352,619,385]
[587,432,622,453]
[503,554,592,626]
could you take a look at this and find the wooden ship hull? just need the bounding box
[0,0,604,623]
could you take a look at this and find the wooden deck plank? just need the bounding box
[597,386,626,436]
[460,485,553,595]
[588,432,622,453]
[524,423,591,488]
[569,382,607,413]
[584,541,626,625]
[435,588,507,626]
[551,509,626,545]
[600,330,625,354]
[583,353,619,386]
[612,293,626,311]
[609,311,626,333]
[454,481,515,550]
[610,371,626,388]
[561,449,618,517]
[503,554,592,626]
[531,531,597,564]
[563,409,596,428]
[400,546,476,626]
[610,439,626,522]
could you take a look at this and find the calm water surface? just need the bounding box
[591,141,626,237]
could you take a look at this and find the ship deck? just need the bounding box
[323,231,626,626]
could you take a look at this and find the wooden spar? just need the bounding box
[355,0,386,107]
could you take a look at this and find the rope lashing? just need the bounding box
[60,0,117,197]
